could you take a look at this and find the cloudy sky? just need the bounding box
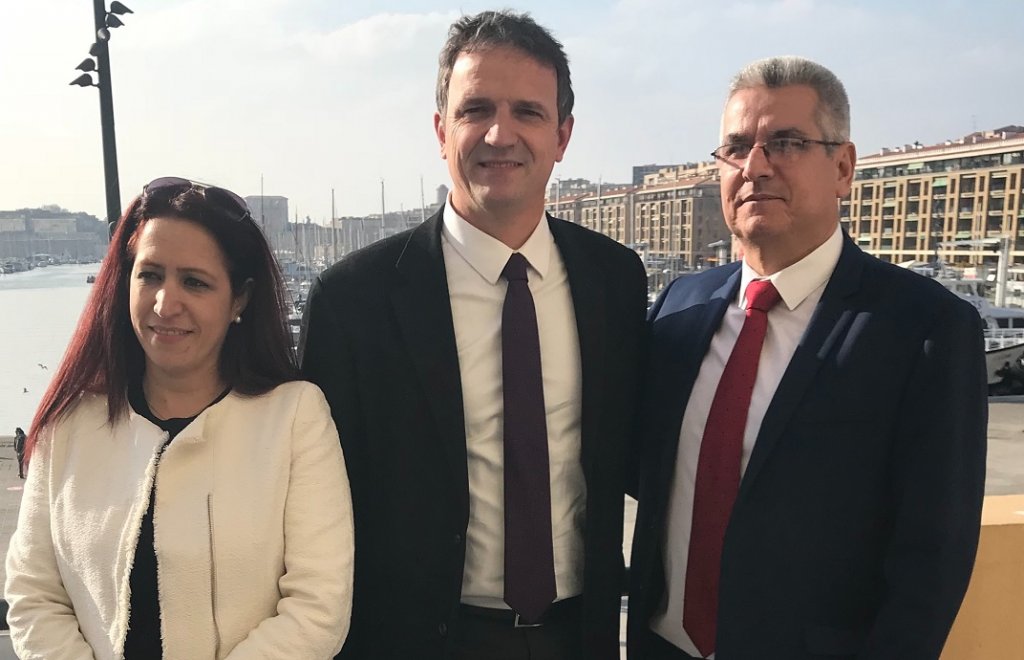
[3,0,1023,222]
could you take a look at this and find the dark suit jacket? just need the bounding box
[301,209,647,660]
[627,237,988,660]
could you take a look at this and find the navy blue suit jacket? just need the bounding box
[628,237,988,659]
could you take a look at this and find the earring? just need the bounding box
[233,315,242,324]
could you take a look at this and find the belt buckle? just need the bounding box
[513,613,543,628]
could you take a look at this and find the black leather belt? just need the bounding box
[459,596,582,628]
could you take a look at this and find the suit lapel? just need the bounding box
[738,238,866,501]
[549,217,606,475]
[649,269,740,492]
[389,211,469,505]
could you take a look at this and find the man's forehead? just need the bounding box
[448,44,561,92]
[720,85,820,136]
[447,46,559,105]
[450,44,557,80]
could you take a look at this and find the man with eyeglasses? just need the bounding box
[627,56,987,659]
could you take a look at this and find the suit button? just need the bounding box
[438,622,448,636]
[453,532,463,545]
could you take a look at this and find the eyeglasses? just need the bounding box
[143,176,253,223]
[711,137,844,167]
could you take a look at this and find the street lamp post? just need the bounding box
[92,0,122,229]
[70,1,132,231]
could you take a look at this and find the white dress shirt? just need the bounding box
[440,202,585,609]
[652,226,844,657]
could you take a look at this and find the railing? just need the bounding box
[985,329,1024,350]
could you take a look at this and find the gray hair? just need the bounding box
[436,10,574,125]
[729,56,850,142]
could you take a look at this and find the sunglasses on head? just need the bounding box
[143,177,253,223]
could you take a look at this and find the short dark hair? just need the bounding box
[729,56,850,144]
[25,181,297,462]
[436,10,574,125]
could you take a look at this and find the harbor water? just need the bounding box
[0,264,95,434]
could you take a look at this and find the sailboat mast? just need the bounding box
[380,178,386,239]
[331,188,337,263]
[420,175,427,224]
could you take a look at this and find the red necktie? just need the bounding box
[683,279,781,657]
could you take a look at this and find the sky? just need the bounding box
[3,0,1023,223]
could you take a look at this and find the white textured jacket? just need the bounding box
[5,381,354,660]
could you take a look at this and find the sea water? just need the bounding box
[0,264,94,434]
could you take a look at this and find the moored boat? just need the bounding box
[939,279,1024,386]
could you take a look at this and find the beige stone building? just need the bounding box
[541,126,1024,290]
[545,164,730,276]
[577,187,634,244]
[641,162,719,187]
[631,177,730,269]
[842,127,1024,268]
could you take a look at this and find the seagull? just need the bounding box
[37,363,47,370]
[23,388,28,393]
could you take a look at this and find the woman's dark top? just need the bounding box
[122,382,228,659]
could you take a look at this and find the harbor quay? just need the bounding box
[0,398,1020,656]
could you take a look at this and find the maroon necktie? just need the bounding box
[501,253,556,624]
[683,279,781,656]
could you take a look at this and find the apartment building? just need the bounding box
[842,127,1024,268]
[546,173,730,271]
[577,187,634,245]
[632,177,729,269]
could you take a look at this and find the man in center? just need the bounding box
[301,10,647,660]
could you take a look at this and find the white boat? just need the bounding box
[939,279,1024,385]
[288,308,303,347]
[986,338,1024,387]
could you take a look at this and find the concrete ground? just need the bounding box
[0,436,23,595]
[0,399,1020,658]
[0,436,19,657]
[981,397,1024,495]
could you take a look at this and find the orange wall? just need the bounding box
[941,495,1024,659]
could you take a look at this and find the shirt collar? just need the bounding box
[739,224,843,311]
[441,197,552,285]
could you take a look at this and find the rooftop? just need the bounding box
[858,125,1024,167]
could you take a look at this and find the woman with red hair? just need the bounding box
[5,178,353,659]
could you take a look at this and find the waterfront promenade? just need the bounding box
[0,398,1020,656]
[981,396,1024,495]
